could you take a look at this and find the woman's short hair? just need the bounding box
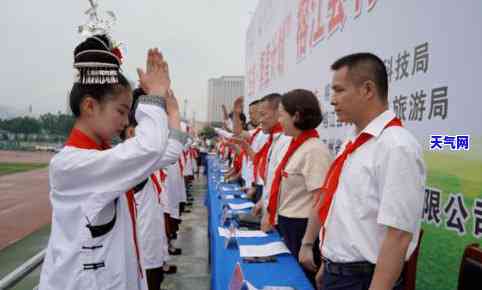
[281,89,323,130]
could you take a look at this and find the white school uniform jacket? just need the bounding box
[39,102,187,290]
[190,148,198,173]
[135,175,168,270]
[164,161,186,219]
[182,139,196,177]
[182,149,194,177]
[156,171,170,262]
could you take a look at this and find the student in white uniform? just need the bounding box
[38,36,187,290]
[156,169,178,275]
[181,125,197,210]
[163,160,185,255]
[247,94,290,225]
[122,88,182,290]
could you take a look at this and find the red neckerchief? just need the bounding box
[189,147,198,159]
[150,174,162,203]
[125,190,143,277]
[219,140,226,156]
[159,169,167,183]
[233,151,243,173]
[253,123,283,182]
[178,158,184,176]
[65,128,110,150]
[249,127,262,145]
[239,127,263,170]
[65,128,143,278]
[267,129,319,225]
[319,118,402,240]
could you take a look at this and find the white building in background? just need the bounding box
[207,76,244,123]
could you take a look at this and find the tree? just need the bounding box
[199,126,217,139]
[0,117,41,134]
[39,113,74,136]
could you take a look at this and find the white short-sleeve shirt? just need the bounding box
[241,128,266,186]
[322,110,426,263]
[262,133,292,209]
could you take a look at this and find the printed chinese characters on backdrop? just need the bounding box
[245,1,482,290]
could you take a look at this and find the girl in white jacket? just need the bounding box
[38,35,187,290]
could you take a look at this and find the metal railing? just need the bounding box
[0,249,45,290]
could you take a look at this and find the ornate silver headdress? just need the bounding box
[74,0,123,85]
[78,0,117,40]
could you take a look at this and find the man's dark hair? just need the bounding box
[281,89,322,130]
[260,93,282,110]
[331,52,388,103]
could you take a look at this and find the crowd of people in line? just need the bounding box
[214,52,425,290]
[37,27,426,290]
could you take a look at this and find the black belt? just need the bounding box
[323,258,375,276]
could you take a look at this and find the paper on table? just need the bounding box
[239,241,290,257]
[228,202,255,210]
[218,227,268,238]
[223,194,248,200]
[244,281,258,290]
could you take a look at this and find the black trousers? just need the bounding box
[278,215,308,258]
[146,267,164,290]
[278,215,321,286]
[321,265,404,290]
[253,185,263,203]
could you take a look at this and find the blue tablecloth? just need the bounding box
[206,156,314,290]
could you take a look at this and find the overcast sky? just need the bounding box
[1,0,259,121]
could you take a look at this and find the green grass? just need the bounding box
[0,225,51,290]
[425,151,482,198]
[416,151,482,290]
[0,162,47,176]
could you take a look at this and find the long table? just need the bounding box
[206,156,314,290]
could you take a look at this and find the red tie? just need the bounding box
[151,174,162,203]
[318,118,402,226]
[253,123,283,182]
[125,190,143,277]
[237,127,262,174]
[267,129,319,225]
[178,159,184,176]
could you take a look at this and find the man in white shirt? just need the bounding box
[231,98,267,192]
[244,94,292,232]
[307,53,426,290]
